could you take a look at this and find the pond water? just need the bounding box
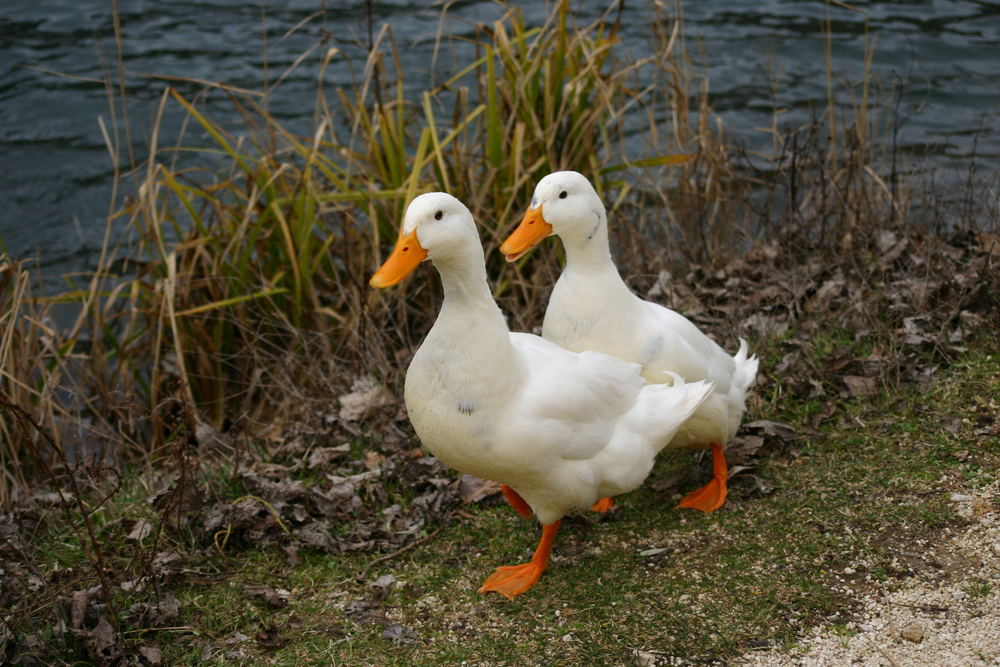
[2,0,998,276]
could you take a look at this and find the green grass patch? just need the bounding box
[117,339,1000,665]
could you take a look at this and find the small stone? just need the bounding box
[844,567,856,575]
[949,493,973,502]
[632,649,658,667]
[900,620,925,643]
[638,547,669,557]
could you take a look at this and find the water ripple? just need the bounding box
[1,0,997,273]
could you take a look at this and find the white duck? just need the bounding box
[370,192,713,599]
[500,171,759,513]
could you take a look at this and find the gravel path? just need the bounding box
[738,480,999,667]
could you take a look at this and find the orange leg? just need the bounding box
[590,497,614,513]
[501,484,533,519]
[479,520,561,600]
[677,443,728,513]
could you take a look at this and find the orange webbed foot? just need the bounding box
[478,562,545,600]
[677,477,727,512]
[677,443,728,513]
[590,497,614,513]
[478,521,560,600]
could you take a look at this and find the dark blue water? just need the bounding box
[2,1,998,277]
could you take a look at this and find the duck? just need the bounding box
[369,192,714,599]
[499,171,759,513]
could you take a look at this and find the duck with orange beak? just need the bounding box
[501,171,759,513]
[370,192,713,599]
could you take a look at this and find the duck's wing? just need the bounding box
[506,332,646,462]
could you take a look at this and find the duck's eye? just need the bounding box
[434,210,443,220]
[558,191,567,199]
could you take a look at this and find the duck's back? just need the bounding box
[542,269,757,445]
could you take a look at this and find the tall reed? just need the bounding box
[2,0,989,504]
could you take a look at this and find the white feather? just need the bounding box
[527,171,759,450]
[397,193,714,525]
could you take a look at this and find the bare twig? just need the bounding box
[0,388,117,617]
[340,510,456,586]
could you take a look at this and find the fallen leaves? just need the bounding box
[125,518,154,543]
[2,222,996,664]
[843,374,878,397]
[244,585,291,608]
[381,622,418,645]
[255,623,288,649]
[458,474,502,503]
[128,592,181,628]
[338,375,396,422]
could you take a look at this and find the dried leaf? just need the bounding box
[241,472,307,502]
[726,435,765,463]
[380,623,417,645]
[154,476,205,530]
[70,589,90,629]
[283,544,302,566]
[152,551,182,575]
[842,375,877,397]
[255,624,288,649]
[251,461,291,477]
[160,593,182,623]
[633,649,661,667]
[195,422,232,453]
[244,585,290,608]
[126,519,154,543]
[293,521,336,552]
[978,232,1000,256]
[743,420,799,441]
[364,450,386,470]
[813,278,845,310]
[338,376,396,422]
[92,615,116,650]
[82,615,120,662]
[650,472,685,492]
[139,646,162,664]
[458,474,501,503]
[307,444,351,469]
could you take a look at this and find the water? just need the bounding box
[2,0,998,277]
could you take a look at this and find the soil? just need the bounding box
[738,480,1000,667]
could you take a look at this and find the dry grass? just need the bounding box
[1,1,715,499]
[0,0,996,554]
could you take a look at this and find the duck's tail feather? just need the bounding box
[638,376,715,450]
[732,338,760,395]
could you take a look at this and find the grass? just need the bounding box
[3,0,996,498]
[9,336,991,665]
[2,0,999,663]
[1,1,708,498]
[160,342,994,664]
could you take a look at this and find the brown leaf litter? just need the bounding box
[1,225,996,664]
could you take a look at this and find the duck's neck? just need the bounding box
[429,250,512,349]
[422,249,522,398]
[434,251,498,310]
[561,212,623,281]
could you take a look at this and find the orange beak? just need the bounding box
[369,231,428,288]
[500,206,553,262]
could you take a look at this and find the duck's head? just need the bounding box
[500,171,604,262]
[370,192,480,288]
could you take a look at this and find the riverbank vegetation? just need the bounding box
[1,1,998,664]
